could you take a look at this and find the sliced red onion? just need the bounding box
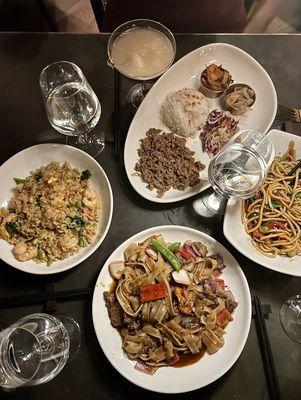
[134,362,157,375]
[182,261,195,272]
[200,109,239,155]
[184,244,196,258]
[145,247,158,260]
[172,270,191,285]
[210,281,218,293]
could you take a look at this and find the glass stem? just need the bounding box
[204,190,228,214]
[76,130,89,145]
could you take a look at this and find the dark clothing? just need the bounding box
[102,0,247,33]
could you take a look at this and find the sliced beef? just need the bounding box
[103,291,124,328]
[103,292,116,305]
[225,299,238,314]
[210,254,225,269]
[124,315,141,332]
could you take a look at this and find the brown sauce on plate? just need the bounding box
[173,347,206,368]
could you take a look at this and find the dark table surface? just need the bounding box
[0,33,300,400]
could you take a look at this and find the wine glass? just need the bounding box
[280,295,301,343]
[107,19,176,108]
[39,61,105,157]
[0,313,80,389]
[194,130,275,215]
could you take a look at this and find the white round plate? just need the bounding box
[92,225,251,393]
[124,42,277,204]
[0,143,113,275]
[224,129,301,277]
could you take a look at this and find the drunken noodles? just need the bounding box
[104,235,237,372]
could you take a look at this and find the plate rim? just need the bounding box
[124,42,278,204]
[0,143,114,275]
[92,224,252,393]
[223,129,301,277]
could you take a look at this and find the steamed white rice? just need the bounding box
[161,88,209,137]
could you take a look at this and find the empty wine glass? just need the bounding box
[107,19,176,108]
[0,313,80,389]
[280,295,301,344]
[39,61,105,157]
[194,130,275,215]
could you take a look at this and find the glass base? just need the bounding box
[56,315,81,361]
[66,130,105,158]
[280,295,301,344]
[193,190,227,217]
[126,82,153,108]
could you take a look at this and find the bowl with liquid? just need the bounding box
[107,19,176,81]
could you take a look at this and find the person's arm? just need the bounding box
[243,0,280,33]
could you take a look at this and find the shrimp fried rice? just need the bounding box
[0,162,100,265]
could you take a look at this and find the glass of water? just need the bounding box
[39,61,105,157]
[280,294,301,344]
[0,313,80,389]
[195,130,275,214]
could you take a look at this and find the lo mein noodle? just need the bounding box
[243,141,301,258]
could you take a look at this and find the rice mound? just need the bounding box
[161,88,209,137]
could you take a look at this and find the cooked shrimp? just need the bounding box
[0,225,10,241]
[59,234,78,250]
[1,213,16,224]
[13,242,38,262]
[82,189,98,209]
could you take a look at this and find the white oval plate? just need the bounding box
[224,129,301,277]
[92,225,251,393]
[0,144,113,275]
[124,42,277,204]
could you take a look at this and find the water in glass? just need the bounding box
[0,314,74,388]
[40,61,104,157]
[46,81,101,137]
[195,130,275,216]
[0,328,41,388]
[280,295,301,343]
[209,144,267,199]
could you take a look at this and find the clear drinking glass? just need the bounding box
[194,130,275,215]
[39,61,105,157]
[0,313,80,389]
[107,19,176,108]
[280,295,301,344]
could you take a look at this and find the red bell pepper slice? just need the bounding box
[216,308,233,327]
[268,221,286,230]
[176,246,192,260]
[253,229,264,239]
[140,282,168,302]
